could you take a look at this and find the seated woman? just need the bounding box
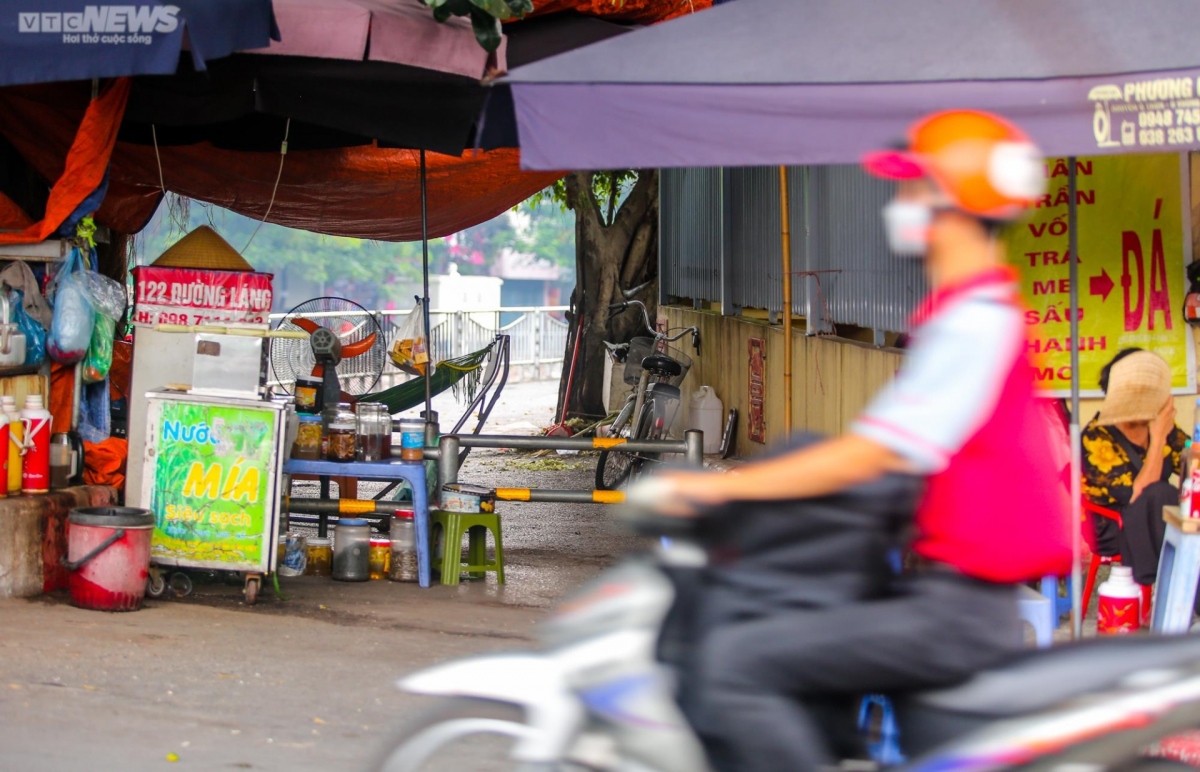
[1081,349,1187,587]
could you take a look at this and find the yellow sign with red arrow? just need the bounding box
[1007,153,1195,397]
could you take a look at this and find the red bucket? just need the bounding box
[65,507,155,612]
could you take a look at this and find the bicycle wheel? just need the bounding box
[629,399,669,480]
[606,404,656,489]
[596,400,636,490]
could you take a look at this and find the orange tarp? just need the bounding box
[0,79,129,245]
[530,0,712,23]
[0,82,561,242]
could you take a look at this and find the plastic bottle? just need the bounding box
[20,394,52,495]
[1097,565,1142,634]
[688,386,724,454]
[0,410,11,497]
[3,395,21,495]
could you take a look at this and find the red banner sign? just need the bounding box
[748,337,766,444]
[132,267,274,326]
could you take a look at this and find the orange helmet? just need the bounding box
[863,110,1044,220]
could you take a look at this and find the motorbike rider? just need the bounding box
[649,110,1073,772]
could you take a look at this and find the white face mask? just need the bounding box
[881,200,932,256]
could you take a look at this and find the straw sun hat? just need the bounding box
[1096,351,1172,426]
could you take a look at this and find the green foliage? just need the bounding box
[421,0,533,51]
[528,171,639,226]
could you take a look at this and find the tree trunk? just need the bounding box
[556,170,659,423]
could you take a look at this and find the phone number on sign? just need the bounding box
[133,310,269,326]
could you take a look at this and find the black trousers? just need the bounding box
[686,573,1020,772]
[1093,481,1176,586]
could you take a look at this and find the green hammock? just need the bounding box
[360,344,494,415]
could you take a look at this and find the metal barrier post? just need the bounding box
[438,435,460,490]
[685,430,704,468]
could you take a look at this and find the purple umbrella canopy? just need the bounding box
[504,0,1200,170]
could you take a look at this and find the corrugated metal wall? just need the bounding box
[803,165,926,331]
[729,166,782,314]
[660,167,722,303]
[659,165,926,332]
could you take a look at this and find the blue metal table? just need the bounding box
[283,459,432,588]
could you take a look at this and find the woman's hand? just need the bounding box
[1151,398,1178,442]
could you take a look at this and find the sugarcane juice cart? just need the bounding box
[129,228,287,603]
[140,385,289,604]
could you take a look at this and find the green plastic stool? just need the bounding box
[431,510,505,585]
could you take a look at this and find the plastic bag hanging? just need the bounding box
[389,299,435,377]
[82,272,126,384]
[9,289,46,367]
[47,248,95,364]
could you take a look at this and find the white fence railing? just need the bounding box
[267,306,569,387]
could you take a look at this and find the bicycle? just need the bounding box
[595,300,700,491]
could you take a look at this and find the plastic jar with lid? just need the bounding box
[326,405,357,462]
[305,537,332,576]
[332,519,370,581]
[398,418,425,462]
[388,510,418,582]
[294,375,324,415]
[369,537,392,580]
[292,414,323,460]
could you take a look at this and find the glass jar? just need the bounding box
[388,510,418,582]
[381,412,393,460]
[356,403,385,463]
[398,418,425,462]
[326,405,357,462]
[292,414,323,460]
[369,537,392,580]
[305,537,332,576]
[332,518,370,581]
[294,375,323,415]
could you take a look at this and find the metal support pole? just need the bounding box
[802,166,815,335]
[1068,158,1083,640]
[779,166,794,434]
[448,433,689,454]
[684,430,704,468]
[496,488,626,504]
[71,362,82,431]
[420,149,433,420]
[288,498,410,515]
[318,476,330,537]
[533,309,542,372]
[438,435,460,491]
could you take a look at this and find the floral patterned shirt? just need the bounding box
[1081,415,1188,510]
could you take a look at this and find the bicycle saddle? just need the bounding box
[641,355,682,377]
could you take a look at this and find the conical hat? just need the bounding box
[1097,351,1172,426]
[151,226,253,271]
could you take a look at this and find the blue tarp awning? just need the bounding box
[0,0,278,87]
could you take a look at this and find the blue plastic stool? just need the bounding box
[1040,575,1072,620]
[1152,506,1200,634]
[1017,584,1055,647]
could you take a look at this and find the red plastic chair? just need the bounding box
[1081,499,1153,621]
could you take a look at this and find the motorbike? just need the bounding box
[372,469,1200,772]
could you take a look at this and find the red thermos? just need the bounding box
[21,394,51,495]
